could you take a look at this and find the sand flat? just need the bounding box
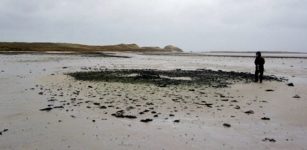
[0,53,306,150]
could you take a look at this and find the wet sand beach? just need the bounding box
[0,52,307,150]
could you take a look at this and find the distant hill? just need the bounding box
[0,42,183,53]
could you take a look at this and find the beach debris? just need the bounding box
[223,123,231,128]
[244,110,254,115]
[262,138,276,143]
[140,118,153,123]
[261,117,271,120]
[293,95,301,98]
[287,83,294,86]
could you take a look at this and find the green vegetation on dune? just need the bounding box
[0,42,183,52]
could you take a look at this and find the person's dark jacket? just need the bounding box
[254,57,265,70]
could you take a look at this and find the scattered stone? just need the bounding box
[111,110,137,119]
[265,89,274,92]
[234,105,240,109]
[100,106,107,109]
[223,123,231,128]
[124,115,137,119]
[261,117,270,120]
[287,83,294,86]
[140,118,153,123]
[231,100,238,103]
[293,95,301,98]
[174,120,180,123]
[53,106,64,109]
[38,92,44,95]
[40,107,52,112]
[244,110,254,115]
[262,138,276,143]
[93,102,100,106]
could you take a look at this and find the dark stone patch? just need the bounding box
[67,69,284,87]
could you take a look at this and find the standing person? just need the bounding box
[254,51,265,83]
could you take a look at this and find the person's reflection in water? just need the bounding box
[254,51,265,83]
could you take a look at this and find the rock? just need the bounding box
[244,110,254,115]
[38,92,44,95]
[287,83,294,86]
[174,120,180,123]
[261,117,270,120]
[262,138,276,142]
[40,107,52,112]
[93,102,100,106]
[234,105,240,109]
[124,115,137,119]
[265,89,274,92]
[293,95,300,98]
[223,123,231,128]
[53,106,64,109]
[140,118,153,123]
[100,106,107,109]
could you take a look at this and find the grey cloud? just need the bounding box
[0,0,307,51]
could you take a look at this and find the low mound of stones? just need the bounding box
[68,69,284,88]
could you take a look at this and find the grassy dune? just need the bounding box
[0,42,182,52]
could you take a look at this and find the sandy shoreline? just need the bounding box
[0,52,306,150]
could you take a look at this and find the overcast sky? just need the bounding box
[1,0,307,52]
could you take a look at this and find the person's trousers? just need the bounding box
[255,69,264,83]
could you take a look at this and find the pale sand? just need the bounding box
[0,53,306,150]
